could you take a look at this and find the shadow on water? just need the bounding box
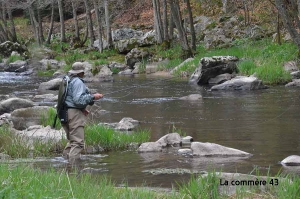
[2,73,300,188]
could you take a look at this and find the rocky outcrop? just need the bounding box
[189,56,239,85]
[156,133,181,147]
[99,117,140,131]
[285,79,300,87]
[4,60,28,72]
[0,98,34,115]
[125,48,149,68]
[15,125,65,147]
[210,76,267,91]
[208,73,233,84]
[191,142,252,157]
[38,78,62,91]
[138,133,182,153]
[138,142,163,152]
[10,106,51,130]
[0,41,29,58]
[38,59,66,71]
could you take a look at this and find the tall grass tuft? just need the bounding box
[6,55,23,64]
[0,125,31,158]
[178,173,220,199]
[85,125,150,151]
[41,107,61,130]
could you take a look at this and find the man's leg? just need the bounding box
[67,109,85,162]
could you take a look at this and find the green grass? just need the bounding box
[39,108,151,152]
[0,125,31,158]
[0,164,170,199]
[1,164,299,199]
[6,55,23,64]
[85,125,150,151]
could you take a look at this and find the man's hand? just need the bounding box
[83,109,89,116]
[93,93,103,100]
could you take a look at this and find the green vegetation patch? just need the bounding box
[85,125,150,151]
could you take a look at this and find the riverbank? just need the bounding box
[1,164,299,198]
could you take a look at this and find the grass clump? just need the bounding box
[0,125,31,158]
[85,125,150,151]
[6,55,23,64]
[178,173,220,199]
[0,164,170,199]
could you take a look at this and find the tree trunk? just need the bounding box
[186,0,196,51]
[71,0,80,39]
[275,0,300,50]
[162,0,169,42]
[57,0,66,42]
[46,0,55,44]
[84,0,95,47]
[104,0,113,48]
[37,2,44,43]
[7,7,17,42]
[153,0,163,43]
[93,0,103,53]
[28,4,41,45]
[169,9,174,41]
[168,0,192,58]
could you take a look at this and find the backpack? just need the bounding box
[52,75,71,128]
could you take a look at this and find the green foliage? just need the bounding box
[94,59,109,66]
[37,70,55,77]
[178,173,220,199]
[111,67,120,74]
[84,125,150,151]
[157,58,183,71]
[6,55,23,64]
[238,60,257,76]
[0,125,31,158]
[41,108,61,130]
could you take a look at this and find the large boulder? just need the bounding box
[137,142,163,153]
[0,41,29,58]
[38,78,62,91]
[4,60,28,72]
[285,79,300,87]
[15,125,65,146]
[210,76,267,91]
[191,142,252,157]
[125,48,149,68]
[156,133,181,147]
[189,56,239,85]
[10,106,51,130]
[0,98,34,115]
[38,59,66,71]
[114,30,156,53]
[99,117,140,131]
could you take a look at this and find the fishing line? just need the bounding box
[94,76,176,100]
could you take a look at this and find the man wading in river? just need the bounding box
[62,62,103,163]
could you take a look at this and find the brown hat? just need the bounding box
[68,62,85,74]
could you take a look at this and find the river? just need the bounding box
[1,72,300,188]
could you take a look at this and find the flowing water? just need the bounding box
[1,72,300,188]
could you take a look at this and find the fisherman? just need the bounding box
[62,62,103,163]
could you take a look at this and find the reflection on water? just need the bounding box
[1,73,300,188]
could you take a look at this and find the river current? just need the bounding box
[1,72,300,188]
